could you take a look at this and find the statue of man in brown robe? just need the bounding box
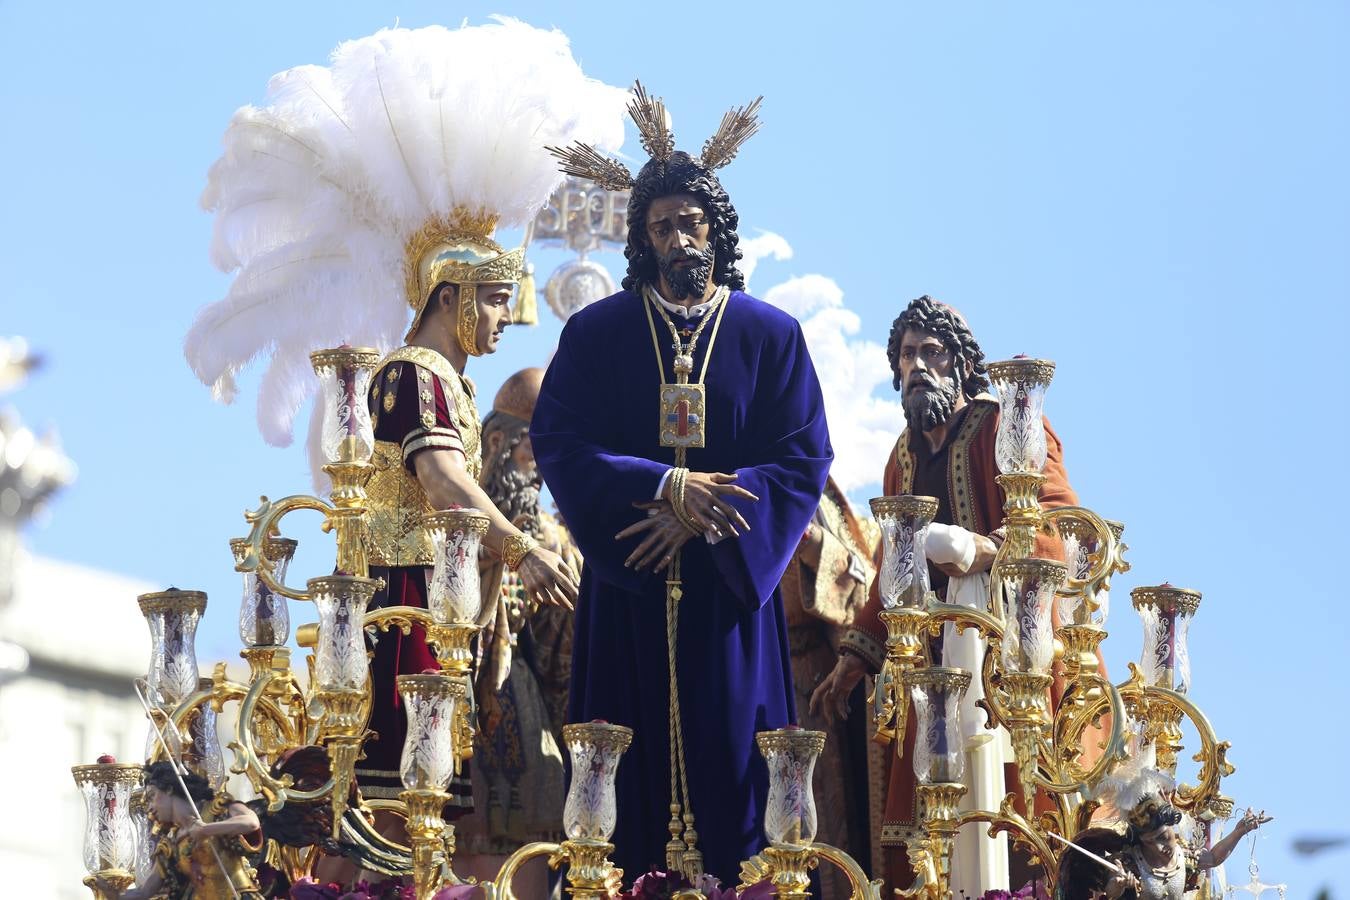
[811,295,1088,894]
[780,474,879,896]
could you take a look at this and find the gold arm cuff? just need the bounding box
[840,627,886,672]
[501,532,539,571]
[402,431,465,461]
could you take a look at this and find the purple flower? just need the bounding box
[980,881,1048,900]
[617,870,772,900]
[289,878,342,900]
[429,886,483,900]
[622,869,691,899]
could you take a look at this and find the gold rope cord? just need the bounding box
[640,286,730,877]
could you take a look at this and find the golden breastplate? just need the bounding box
[367,440,438,568]
[365,347,483,569]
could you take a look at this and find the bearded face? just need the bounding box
[482,421,541,533]
[896,328,963,434]
[644,192,716,302]
[902,369,961,433]
[656,243,715,301]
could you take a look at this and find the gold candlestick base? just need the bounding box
[873,608,930,742]
[1143,700,1185,775]
[1002,672,1051,815]
[318,689,367,839]
[322,459,373,578]
[428,623,480,772]
[1059,624,1106,705]
[83,872,134,900]
[429,622,479,678]
[897,783,968,900]
[240,645,290,683]
[401,789,453,900]
[560,839,620,899]
[994,473,1046,560]
[758,844,815,899]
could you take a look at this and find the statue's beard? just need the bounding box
[483,462,541,533]
[657,245,715,301]
[902,375,961,433]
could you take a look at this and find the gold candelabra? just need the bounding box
[734,728,882,899]
[71,346,701,899]
[71,346,1237,900]
[862,356,1235,899]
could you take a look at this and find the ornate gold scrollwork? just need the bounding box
[483,842,565,900]
[957,794,1061,894]
[1118,664,1235,814]
[238,495,336,601]
[227,667,334,812]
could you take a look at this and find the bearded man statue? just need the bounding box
[811,295,1096,895]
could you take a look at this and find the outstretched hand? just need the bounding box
[667,471,758,538]
[616,501,697,572]
[1238,808,1273,833]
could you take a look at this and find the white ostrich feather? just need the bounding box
[1095,716,1176,818]
[186,18,627,455]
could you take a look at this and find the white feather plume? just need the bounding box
[186,18,628,451]
[1095,715,1176,819]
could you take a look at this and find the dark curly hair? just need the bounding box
[144,760,214,805]
[886,295,990,397]
[1127,799,1184,842]
[621,151,745,293]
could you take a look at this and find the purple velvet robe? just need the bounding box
[530,289,832,883]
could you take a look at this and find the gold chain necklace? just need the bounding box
[642,284,729,450]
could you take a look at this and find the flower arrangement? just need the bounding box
[620,869,773,899]
[975,880,1050,900]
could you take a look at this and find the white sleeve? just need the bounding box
[925,522,977,571]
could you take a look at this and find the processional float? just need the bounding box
[71,349,1238,899]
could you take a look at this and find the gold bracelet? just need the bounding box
[501,532,539,571]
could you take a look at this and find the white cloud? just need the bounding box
[760,271,902,497]
[738,229,793,290]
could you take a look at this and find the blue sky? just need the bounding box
[3,1,1347,894]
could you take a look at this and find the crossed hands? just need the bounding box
[615,471,758,572]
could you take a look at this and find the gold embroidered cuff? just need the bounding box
[402,428,464,461]
[839,627,886,672]
[501,532,539,571]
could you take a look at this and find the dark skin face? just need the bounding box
[1138,825,1178,867]
[895,327,967,450]
[644,192,715,306]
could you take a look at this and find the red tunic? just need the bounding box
[357,356,474,811]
